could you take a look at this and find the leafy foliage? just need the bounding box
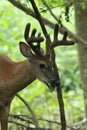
[0,0,85,128]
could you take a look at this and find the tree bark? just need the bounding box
[75,2,87,117]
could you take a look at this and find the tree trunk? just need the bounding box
[75,2,87,117]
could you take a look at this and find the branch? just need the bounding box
[51,48,66,130]
[56,87,66,130]
[28,1,66,130]
[29,0,48,37]
[7,0,35,18]
[7,0,87,48]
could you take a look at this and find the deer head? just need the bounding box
[19,23,60,92]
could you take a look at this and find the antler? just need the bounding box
[24,23,44,56]
[51,24,74,48]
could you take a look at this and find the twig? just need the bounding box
[9,114,34,124]
[9,114,78,130]
[16,94,39,127]
[9,120,53,130]
[43,1,87,49]
[43,2,61,25]
[51,48,67,130]
[8,120,27,128]
[36,117,77,130]
[56,87,66,130]
[74,118,87,126]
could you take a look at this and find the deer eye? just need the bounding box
[39,63,46,69]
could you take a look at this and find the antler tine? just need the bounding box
[35,33,44,55]
[24,23,30,42]
[63,31,67,41]
[24,23,44,56]
[30,29,44,43]
[36,33,42,48]
[54,24,59,42]
[31,28,37,37]
[45,34,51,56]
[51,24,74,48]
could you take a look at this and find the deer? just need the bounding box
[0,23,74,130]
[0,23,59,130]
[0,24,54,130]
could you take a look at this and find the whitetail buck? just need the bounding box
[0,23,74,130]
[0,23,58,130]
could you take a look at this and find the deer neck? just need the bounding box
[0,59,36,98]
[12,60,36,93]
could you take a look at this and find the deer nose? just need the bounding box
[52,79,60,87]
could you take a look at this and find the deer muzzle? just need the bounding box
[46,77,60,92]
[51,79,60,87]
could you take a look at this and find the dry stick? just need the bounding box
[9,114,78,130]
[9,120,53,130]
[56,86,66,130]
[9,114,54,130]
[51,50,66,130]
[28,0,66,130]
[16,94,39,127]
[51,49,66,130]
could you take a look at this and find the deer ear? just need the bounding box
[19,42,32,57]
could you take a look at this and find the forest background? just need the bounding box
[0,0,87,129]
